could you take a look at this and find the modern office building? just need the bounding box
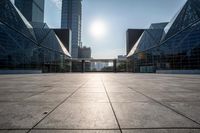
[78,46,91,58]
[15,0,45,23]
[118,55,127,61]
[61,0,82,58]
[127,0,200,73]
[91,62,109,71]
[0,0,71,73]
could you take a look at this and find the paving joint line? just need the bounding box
[27,127,200,130]
[26,80,89,133]
[101,77,123,133]
[30,128,120,130]
[121,127,200,130]
[0,129,30,130]
[107,77,200,127]
[2,127,200,131]
[128,86,200,126]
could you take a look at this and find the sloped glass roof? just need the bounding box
[162,0,200,41]
[30,22,49,29]
[0,0,36,41]
[150,22,168,29]
[128,0,200,58]
[136,30,158,52]
[55,35,71,57]
[127,23,166,57]
[33,28,51,43]
[39,30,71,56]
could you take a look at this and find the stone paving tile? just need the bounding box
[108,92,151,102]
[24,92,72,103]
[145,92,200,102]
[163,102,200,124]
[0,86,50,93]
[36,103,118,129]
[68,92,109,103]
[0,130,28,133]
[30,130,120,133]
[105,87,133,93]
[82,84,104,88]
[46,87,78,93]
[0,92,37,102]
[0,73,200,131]
[0,102,57,129]
[122,129,200,133]
[77,87,105,93]
[128,85,194,93]
[103,85,125,88]
[112,102,200,128]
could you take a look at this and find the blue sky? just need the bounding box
[45,0,187,59]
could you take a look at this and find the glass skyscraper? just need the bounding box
[127,0,200,73]
[15,0,45,23]
[61,0,82,58]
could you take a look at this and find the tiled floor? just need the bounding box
[0,73,200,133]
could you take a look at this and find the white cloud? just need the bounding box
[50,0,62,9]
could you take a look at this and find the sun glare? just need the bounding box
[90,20,106,39]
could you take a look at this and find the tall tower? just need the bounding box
[15,0,45,23]
[61,0,82,58]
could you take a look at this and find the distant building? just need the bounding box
[126,29,144,55]
[61,0,82,58]
[118,55,127,61]
[15,0,45,23]
[78,46,91,58]
[91,62,109,71]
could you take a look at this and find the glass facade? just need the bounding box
[127,0,200,73]
[0,0,71,72]
[15,0,45,23]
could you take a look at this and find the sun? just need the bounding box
[90,20,106,39]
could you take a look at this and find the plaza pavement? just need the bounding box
[0,73,200,133]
